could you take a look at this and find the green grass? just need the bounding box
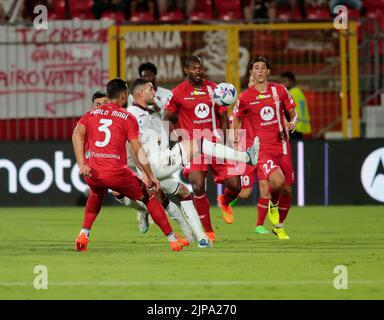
[0,206,383,299]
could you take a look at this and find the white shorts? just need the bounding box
[159,177,181,195]
[148,143,187,180]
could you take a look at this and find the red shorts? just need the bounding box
[183,154,241,184]
[240,164,257,189]
[257,152,295,186]
[85,169,145,200]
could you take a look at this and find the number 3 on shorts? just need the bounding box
[262,159,276,175]
[96,119,113,147]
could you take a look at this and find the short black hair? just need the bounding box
[184,55,203,68]
[281,71,296,83]
[248,56,271,71]
[130,78,151,95]
[106,78,128,99]
[138,62,157,76]
[92,90,106,102]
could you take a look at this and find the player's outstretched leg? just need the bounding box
[76,188,106,252]
[200,137,260,166]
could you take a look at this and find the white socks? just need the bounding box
[166,231,177,242]
[180,200,208,242]
[202,138,247,163]
[165,201,195,242]
[80,228,90,237]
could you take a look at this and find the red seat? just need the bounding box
[215,0,242,20]
[101,11,126,23]
[69,0,93,15]
[72,12,95,19]
[50,0,66,19]
[160,10,184,22]
[190,11,213,21]
[364,0,384,11]
[276,7,291,21]
[130,11,155,23]
[190,0,213,21]
[307,7,330,20]
[219,10,242,21]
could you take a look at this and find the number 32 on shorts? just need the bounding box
[262,159,276,175]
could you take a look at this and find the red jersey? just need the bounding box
[165,79,228,141]
[234,82,295,155]
[78,102,139,178]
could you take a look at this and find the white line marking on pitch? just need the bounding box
[1,280,384,287]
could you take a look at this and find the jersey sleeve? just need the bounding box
[164,89,179,113]
[78,112,90,127]
[126,114,140,142]
[281,85,296,111]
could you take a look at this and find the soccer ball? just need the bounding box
[212,83,237,107]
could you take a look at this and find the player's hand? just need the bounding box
[79,164,92,177]
[287,121,296,133]
[147,175,161,192]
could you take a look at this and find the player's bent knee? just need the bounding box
[282,185,293,196]
[192,183,205,196]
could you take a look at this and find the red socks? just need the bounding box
[269,185,280,205]
[82,192,103,230]
[257,197,269,226]
[221,188,239,206]
[193,194,214,233]
[146,196,172,236]
[278,193,292,223]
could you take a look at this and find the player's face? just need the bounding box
[250,62,270,84]
[141,69,156,84]
[185,62,204,85]
[92,97,108,108]
[143,82,156,105]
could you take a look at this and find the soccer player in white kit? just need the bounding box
[120,78,260,247]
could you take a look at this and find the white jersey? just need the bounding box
[127,104,168,156]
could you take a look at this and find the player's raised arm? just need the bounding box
[72,123,92,177]
[286,108,298,133]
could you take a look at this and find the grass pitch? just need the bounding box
[0,206,383,299]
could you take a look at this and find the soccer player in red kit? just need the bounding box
[233,56,297,240]
[72,78,186,252]
[163,56,242,244]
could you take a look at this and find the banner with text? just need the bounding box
[0,20,112,119]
